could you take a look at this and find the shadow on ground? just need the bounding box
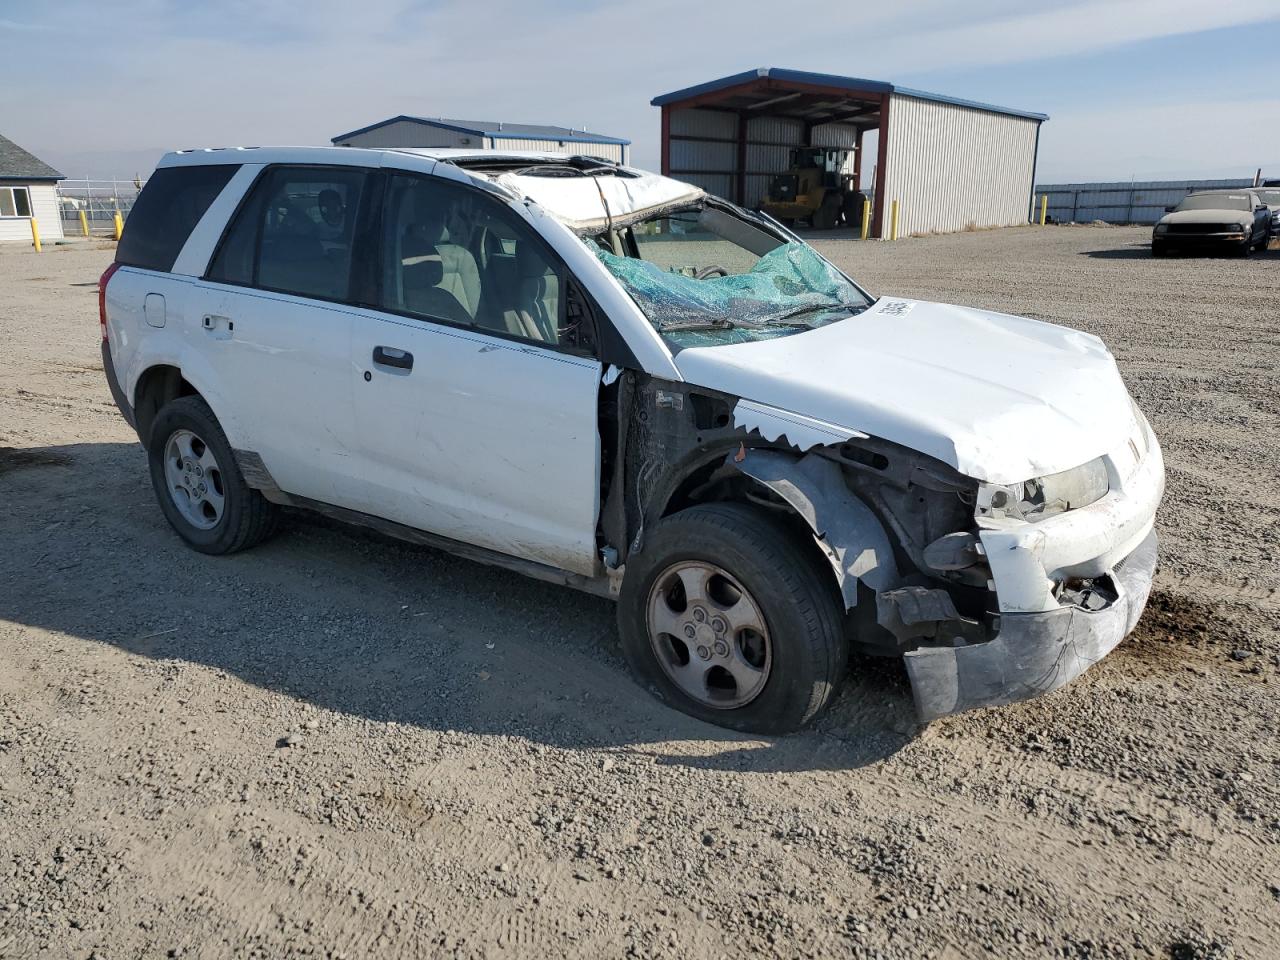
[1083,243,1279,260]
[0,442,919,773]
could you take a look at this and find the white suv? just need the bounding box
[101,146,1164,733]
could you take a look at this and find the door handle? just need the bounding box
[372,346,413,370]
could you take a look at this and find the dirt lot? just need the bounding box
[1,227,1278,960]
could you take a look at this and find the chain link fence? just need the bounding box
[56,178,146,237]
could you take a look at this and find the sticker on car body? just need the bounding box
[877,300,914,317]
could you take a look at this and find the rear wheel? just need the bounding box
[148,396,279,555]
[618,503,847,734]
[811,195,840,231]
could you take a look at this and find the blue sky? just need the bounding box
[2,0,1277,183]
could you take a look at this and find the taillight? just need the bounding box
[99,262,122,341]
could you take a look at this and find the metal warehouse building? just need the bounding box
[652,68,1047,238]
[331,116,630,165]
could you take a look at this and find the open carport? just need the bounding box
[652,68,1047,238]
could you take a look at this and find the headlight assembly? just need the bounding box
[979,457,1111,522]
[1154,224,1169,234]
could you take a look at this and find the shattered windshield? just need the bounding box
[592,206,871,348]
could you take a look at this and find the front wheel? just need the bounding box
[617,503,847,734]
[147,396,279,555]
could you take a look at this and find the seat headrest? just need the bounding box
[516,248,551,280]
[406,188,447,244]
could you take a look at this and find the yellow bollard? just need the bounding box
[29,216,41,253]
[1039,194,1048,226]
[113,210,124,241]
[890,200,900,241]
[860,198,871,241]
[79,209,89,237]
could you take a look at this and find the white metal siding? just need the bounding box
[0,182,63,244]
[882,94,1039,236]
[670,108,736,139]
[667,109,737,201]
[492,138,625,163]
[810,123,859,148]
[745,116,804,146]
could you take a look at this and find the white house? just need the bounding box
[0,134,64,244]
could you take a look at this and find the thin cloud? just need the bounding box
[4,0,1278,180]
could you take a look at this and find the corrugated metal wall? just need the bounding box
[668,108,862,208]
[1033,179,1255,225]
[882,94,1040,235]
[0,183,63,243]
[668,108,737,200]
[495,138,626,163]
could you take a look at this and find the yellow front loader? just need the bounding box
[760,147,863,230]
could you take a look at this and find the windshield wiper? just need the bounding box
[658,318,737,332]
[769,302,867,324]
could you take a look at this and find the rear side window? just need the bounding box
[207,166,368,302]
[116,165,238,271]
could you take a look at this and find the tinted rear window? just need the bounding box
[116,164,239,271]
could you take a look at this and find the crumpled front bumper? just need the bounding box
[903,530,1158,721]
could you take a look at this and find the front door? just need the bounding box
[347,171,603,575]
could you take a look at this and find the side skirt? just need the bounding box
[233,451,614,601]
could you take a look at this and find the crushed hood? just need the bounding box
[495,171,704,233]
[673,297,1135,484]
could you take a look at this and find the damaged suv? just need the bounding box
[102,147,1164,733]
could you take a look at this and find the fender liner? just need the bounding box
[732,449,899,609]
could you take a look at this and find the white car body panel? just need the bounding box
[674,297,1133,485]
[344,305,602,575]
[185,280,364,507]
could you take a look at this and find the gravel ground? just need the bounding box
[1,227,1277,960]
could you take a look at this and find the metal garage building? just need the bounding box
[331,116,630,165]
[651,68,1047,238]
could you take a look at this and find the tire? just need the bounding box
[147,395,279,555]
[617,502,847,734]
[811,196,840,231]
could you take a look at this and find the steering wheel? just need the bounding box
[694,265,729,280]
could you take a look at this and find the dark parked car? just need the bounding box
[1256,188,1280,240]
[1152,190,1270,257]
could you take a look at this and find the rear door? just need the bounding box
[193,164,372,505]
[345,171,603,575]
